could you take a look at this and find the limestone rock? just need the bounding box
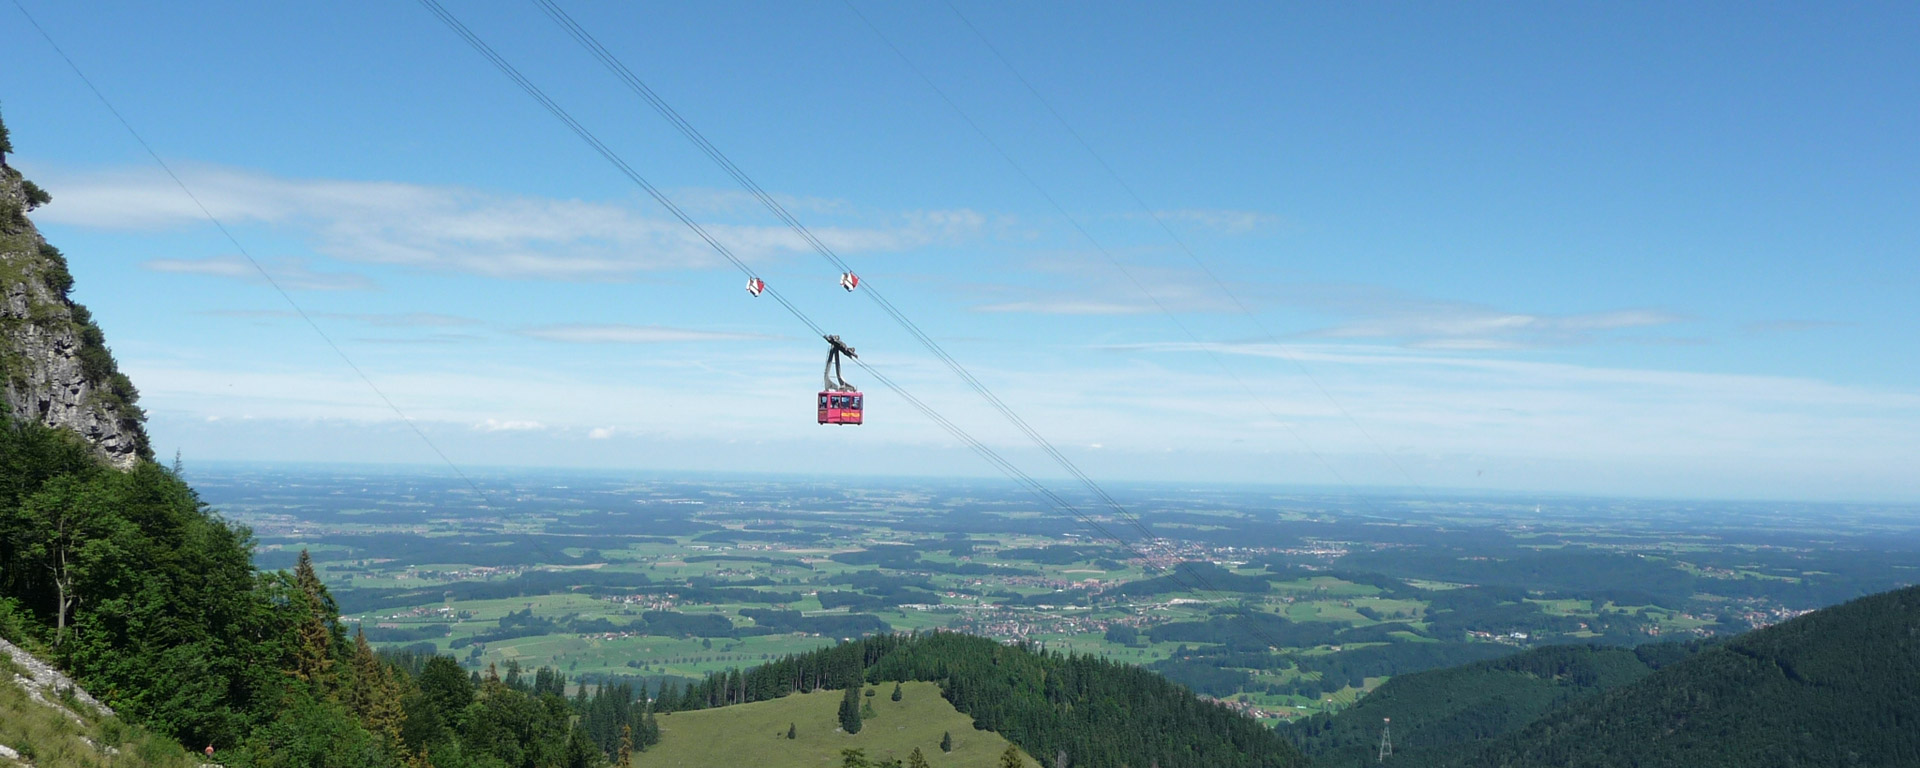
[0,165,150,469]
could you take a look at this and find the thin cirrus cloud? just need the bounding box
[34,164,984,281]
[144,254,378,292]
[1309,306,1687,350]
[1264,285,1689,350]
[1131,208,1280,235]
[967,262,1242,315]
[203,309,479,328]
[474,418,545,432]
[971,299,1156,315]
[518,324,783,344]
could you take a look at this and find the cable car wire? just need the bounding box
[527,0,1257,603]
[9,0,494,503]
[415,0,1197,595]
[832,3,1380,634]
[937,0,1429,493]
[837,0,1425,650]
[837,0,1355,496]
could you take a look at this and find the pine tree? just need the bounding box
[840,748,871,768]
[998,744,1026,768]
[907,747,931,768]
[839,685,863,734]
[940,731,953,753]
[640,702,660,748]
[347,629,404,746]
[617,724,633,767]
[891,682,903,701]
[787,722,797,739]
[292,549,339,690]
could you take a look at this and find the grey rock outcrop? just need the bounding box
[0,165,150,469]
[1,637,115,723]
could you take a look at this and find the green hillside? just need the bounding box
[646,682,1024,768]
[665,631,1307,768]
[1444,584,1920,767]
[1286,642,1695,767]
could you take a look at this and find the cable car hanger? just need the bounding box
[822,334,857,392]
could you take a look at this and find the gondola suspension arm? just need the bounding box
[823,334,857,392]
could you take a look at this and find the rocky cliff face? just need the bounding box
[0,163,150,470]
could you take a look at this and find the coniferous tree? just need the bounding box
[891,682,903,701]
[617,724,633,767]
[787,722,797,739]
[346,629,404,747]
[999,744,1027,768]
[840,748,871,768]
[419,655,474,716]
[292,549,340,690]
[908,747,931,768]
[940,731,953,753]
[563,723,597,768]
[839,685,864,734]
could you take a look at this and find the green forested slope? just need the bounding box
[1286,643,1693,768]
[1445,584,1920,768]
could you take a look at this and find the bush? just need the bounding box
[0,596,44,648]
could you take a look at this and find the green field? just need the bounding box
[644,682,1029,768]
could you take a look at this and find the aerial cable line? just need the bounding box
[837,0,1355,498]
[937,0,1429,493]
[422,0,1239,614]
[527,0,1252,601]
[833,4,1384,639]
[9,0,493,502]
[525,3,1301,631]
[531,0,1182,547]
[413,0,1199,596]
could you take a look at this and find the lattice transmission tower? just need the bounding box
[1377,717,1393,762]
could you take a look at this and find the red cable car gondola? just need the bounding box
[818,334,862,425]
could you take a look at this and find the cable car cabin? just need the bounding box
[818,391,864,425]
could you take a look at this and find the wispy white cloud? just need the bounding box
[972,299,1155,315]
[37,165,985,280]
[518,324,781,344]
[203,309,478,327]
[336,312,479,328]
[144,255,377,291]
[1270,285,1688,349]
[352,335,484,346]
[475,418,546,432]
[1742,319,1850,335]
[1314,306,1686,349]
[124,336,1920,500]
[964,261,1245,315]
[1133,208,1279,235]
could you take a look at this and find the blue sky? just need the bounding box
[2,1,1916,502]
